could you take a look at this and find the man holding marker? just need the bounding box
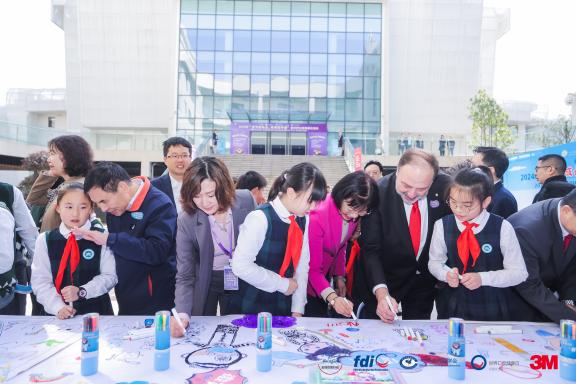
[360,149,451,321]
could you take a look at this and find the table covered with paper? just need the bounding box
[0,314,569,383]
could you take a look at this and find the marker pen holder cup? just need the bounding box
[560,319,576,381]
[81,313,99,376]
[448,317,465,381]
[154,310,171,371]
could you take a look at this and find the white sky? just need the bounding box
[0,0,575,118]
[0,0,66,104]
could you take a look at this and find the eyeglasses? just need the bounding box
[166,154,191,160]
[534,165,552,172]
[340,203,371,220]
[446,199,477,213]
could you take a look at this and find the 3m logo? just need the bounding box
[529,354,558,370]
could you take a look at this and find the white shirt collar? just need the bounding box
[403,197,428,210]
[169,174,182,187]
[59,220,91,240]
[455,209,489,232]
[270,196,292,220]
[557,202,570,238]
[126,178,144,211]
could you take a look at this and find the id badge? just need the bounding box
[223,264,239,291]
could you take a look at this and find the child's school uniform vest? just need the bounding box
[44,230,113,315]
[436,213,515,321]
[228,203,306,316]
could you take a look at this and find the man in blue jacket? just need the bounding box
[76,162,177,315]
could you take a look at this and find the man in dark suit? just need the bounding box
[361,149,451,321]
[151,137,192,214]
[78,162,177,315]
[533,154,575,203]
[508,189,576,323]
[471,146,518,218]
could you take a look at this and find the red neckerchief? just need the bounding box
[456,221,480,273]
[346,240,361,295]
[54,233,80,294]
[279,215,303,277]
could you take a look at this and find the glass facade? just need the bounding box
[177,0,382,155]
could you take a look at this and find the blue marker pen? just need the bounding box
[154,310,171,371]
[256,312,272,372]
[560,319,576,381]
[81,313,99,376]
[448,317,465,380]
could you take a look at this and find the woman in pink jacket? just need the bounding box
[306,171,379,317]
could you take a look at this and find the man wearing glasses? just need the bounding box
[152,137,193,214]
[533,154,575,203]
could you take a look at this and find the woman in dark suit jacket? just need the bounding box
[171,157,256,336]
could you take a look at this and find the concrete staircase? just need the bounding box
[217,155,351,194]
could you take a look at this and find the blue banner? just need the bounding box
[505,142,576,209]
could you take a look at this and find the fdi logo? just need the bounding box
[353,354,390,369]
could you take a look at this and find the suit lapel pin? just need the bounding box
[430,200,440,208]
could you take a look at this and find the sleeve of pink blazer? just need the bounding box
[308,206,330,296]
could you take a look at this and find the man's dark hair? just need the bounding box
[561,188,576,212]
[364,160,384,174]
[48,135,93,177]
[538,154,567,175]
[473,146,509,179]
[84,162,131,193]
[236,171,267,190]
[162,137,192,157]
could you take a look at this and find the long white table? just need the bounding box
[0,315,571,383]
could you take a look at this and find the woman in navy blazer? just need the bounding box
[172,157,256,336]
[306,171,379,317]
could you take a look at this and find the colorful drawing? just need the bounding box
[187,368,247,384]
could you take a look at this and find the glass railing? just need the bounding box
[0,120,193,152]
[343,137,357,172]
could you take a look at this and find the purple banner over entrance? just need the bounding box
[230,122,328,155]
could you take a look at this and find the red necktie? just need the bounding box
[564,234,573,253]
[409,202,421,257]
[346,240,361,295]
[54,233,80,294]
[457,221,480,273]
[279,215,303,277]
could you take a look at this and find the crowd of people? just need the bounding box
[1,135,576,335]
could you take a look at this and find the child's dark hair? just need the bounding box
[56,182,94,208]
[448,165,494,203]
[332,171,379,214]
[268,162,327,203]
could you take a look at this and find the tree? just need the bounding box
[468,89,513,151]
[538,116,575,147]
[18,150,49,199]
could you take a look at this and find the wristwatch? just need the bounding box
[78,287,87,300]
[564,299,575,306]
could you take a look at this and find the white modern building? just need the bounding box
[6,0,508,157]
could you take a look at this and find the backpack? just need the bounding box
[0,183,17,309]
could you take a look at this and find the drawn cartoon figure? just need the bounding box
[182,325,249,369]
